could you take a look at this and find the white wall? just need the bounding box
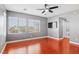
[68,12,79,43]
[48,17,59,38]
[60,10,79,43]
[48,9,79,43]
[0,5,6,53]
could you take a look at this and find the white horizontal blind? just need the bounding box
[8,16,40,34]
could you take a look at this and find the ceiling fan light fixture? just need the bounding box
[36,4,58,14]
[45,9,48,12]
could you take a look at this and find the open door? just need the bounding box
[59,17,70,38]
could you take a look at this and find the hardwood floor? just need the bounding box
[3,37,79,54]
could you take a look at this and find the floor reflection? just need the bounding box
[8,44,40,54]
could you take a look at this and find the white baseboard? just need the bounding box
[6,36,48,44]
[70,41,79,45]
[0,43,7,54]
[6,36,62,44]
[47,36,63,40]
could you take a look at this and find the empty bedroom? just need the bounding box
[0,4,79,54]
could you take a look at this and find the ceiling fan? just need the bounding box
[36,4,58,14]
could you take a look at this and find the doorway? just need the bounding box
[59,17,70,38]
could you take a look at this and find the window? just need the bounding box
[8,16,40,34]
[28,19,40,33]
[18,17,27,33]
[8,17,18,33]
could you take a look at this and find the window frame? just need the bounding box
[8,16,40,34]
[27,19,40,33]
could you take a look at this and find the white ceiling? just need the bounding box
[4,4,79,18]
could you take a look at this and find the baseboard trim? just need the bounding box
[6,36,62,44]
[47,36,63,40]
[70,41,79,45]
[0,43,7,54]
[6,36,48,44]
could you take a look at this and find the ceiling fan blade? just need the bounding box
[49,10,53,13]
[42,10,45,14]
[49,6,58,9]
[36,9,44,10]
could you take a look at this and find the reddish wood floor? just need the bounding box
[3,37,79,54]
